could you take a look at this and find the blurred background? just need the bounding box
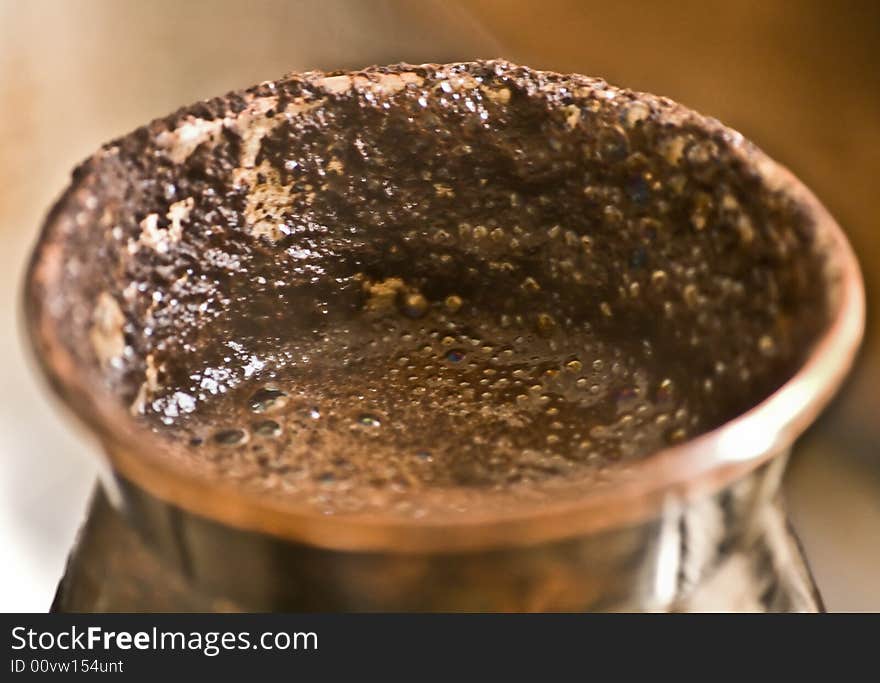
[0,0,877,611]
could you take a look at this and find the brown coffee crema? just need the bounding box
[48,61,828,518]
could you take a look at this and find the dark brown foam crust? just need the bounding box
[29,60,829,510]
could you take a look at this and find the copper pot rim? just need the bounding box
[24,122,865,555]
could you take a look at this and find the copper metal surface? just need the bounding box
[23,61,865,612]
[24,64,864,555]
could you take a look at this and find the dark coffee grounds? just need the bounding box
[45,61,827,516]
